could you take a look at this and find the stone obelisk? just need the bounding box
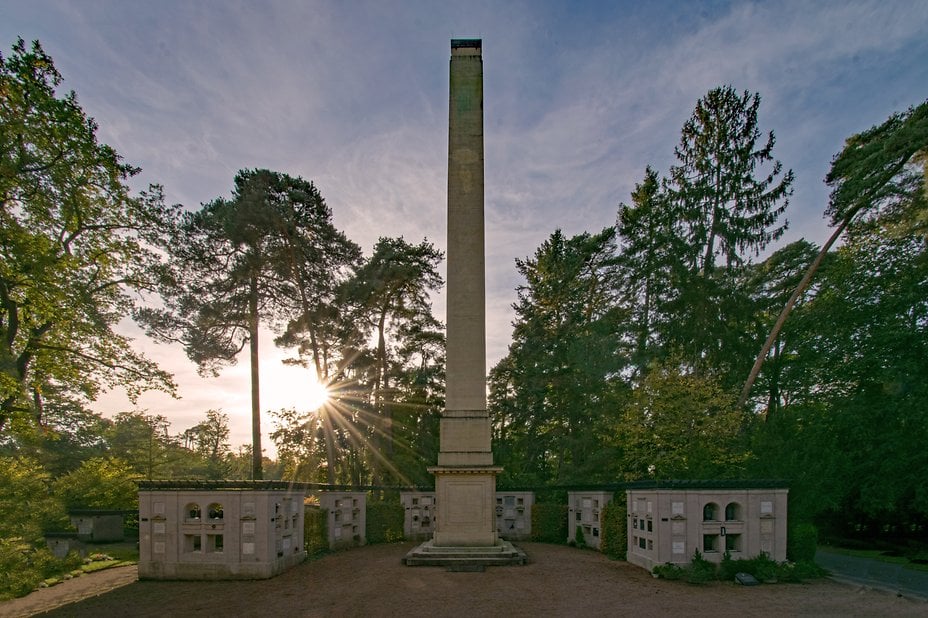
[430,38,501,547]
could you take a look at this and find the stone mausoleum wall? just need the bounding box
[401,491,534,542]
[625,481,788,572]
[495,491,533,540]
[401,491,437,541]
[138,481,305,580]
[68,510,125,542]
[568,491,613,550]
[318,491,366,549]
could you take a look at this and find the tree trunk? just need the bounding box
[321,407,337,485]
[249,275,263,480]
[737,218,850,408]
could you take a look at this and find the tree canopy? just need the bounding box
[0,39,177,433]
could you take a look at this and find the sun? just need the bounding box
[306,379,330,411]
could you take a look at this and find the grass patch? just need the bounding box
[81,560,130,574]
[87,542,138,563]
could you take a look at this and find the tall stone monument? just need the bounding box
[405,39,524,566]
[432,38,499,546]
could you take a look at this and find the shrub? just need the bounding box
[685,549,717,584]
[53,457,138,511]
[600,499,627,560]
[304,507,328,555]
[0,540,85,600]
[787,522,818,562]
[574,525,587,549]
[531,503,568,543]
[752,552,779,582]
[782,560,827,581]
[366,500,404,544]
[653,562,684,580]
[718,550,739,581]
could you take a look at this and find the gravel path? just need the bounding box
[3,543,927,617]
[0,565,137,617]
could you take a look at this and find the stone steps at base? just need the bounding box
[403,540,527,567]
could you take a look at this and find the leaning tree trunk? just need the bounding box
[737,218,850,409]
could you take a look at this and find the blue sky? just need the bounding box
[3,0,927,453]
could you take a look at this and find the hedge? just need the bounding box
[600,498,627,559]
[304,507,328,555]
[787,522,818,562]
[366,500,404,544]
[531,503,568,543]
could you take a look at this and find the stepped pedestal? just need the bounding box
[403,539,527,569]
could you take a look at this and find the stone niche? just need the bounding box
[402,491,535,542]
[401,491,437,541]
[567,491,613,550]
[317,491,366,549]
[138,481,305,580]
[495,492,534,541]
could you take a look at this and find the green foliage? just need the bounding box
[599,499,627,560]
[717,550,739,581]
[490,228,627,486]
[0,38,177,433]
[365,500,404,544]
[180,409,232,477]
[652,562,684,580]
[617,166,672,375]
[619,361,748,479]
[342,236,443,485]
[573,525,587,549]
[685,549,718,584]
[0,538,42,599]
[825,101,927,230]
[0,538,82,600]
[0,456,67,539]
[787,522,819,562]
[530,503,568,543]
[668,86,793,274]
[775,560,827,582]
[304,507,329,555]
[662,86,793,377]
[717,551,778,583]
[52,457,138,510]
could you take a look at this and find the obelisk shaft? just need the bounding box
[439,39,492,468]
[430,39,499,547]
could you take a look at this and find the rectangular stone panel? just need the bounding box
[439,417,491,452]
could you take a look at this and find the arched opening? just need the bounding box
[703,502,719,521]
[186,503,201,521]
[207,503,224,520]
[725,502,742,521]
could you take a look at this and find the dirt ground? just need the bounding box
[5,542,928,617]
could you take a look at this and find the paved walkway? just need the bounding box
[817,548,928,600]
[0,565,137,617]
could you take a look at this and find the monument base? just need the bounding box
[403,539,527,568]
[429,466,501,546]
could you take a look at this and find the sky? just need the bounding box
[2,0,927,455]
